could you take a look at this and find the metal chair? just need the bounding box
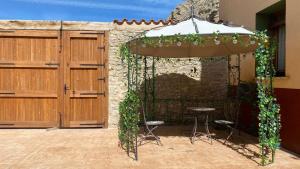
[139,103,164,146]
[214,99,241,143]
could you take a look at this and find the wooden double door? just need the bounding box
[0,30,108,128]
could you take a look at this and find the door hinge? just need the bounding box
[98,77,106,82]
[80,92,105,96]
[0,123,14,126]
[80,122,104,128]
[0,30,15,33]
[0,62,15,65]
[98,46,105,50]
[80,32,105,35]
[80,63,105,68]
[0,92,15,95]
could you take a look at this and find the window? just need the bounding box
[256,1,286,77]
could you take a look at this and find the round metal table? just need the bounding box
[186,107,216,144]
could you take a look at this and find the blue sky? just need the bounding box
[0,0,183,22]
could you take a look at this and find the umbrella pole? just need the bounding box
[152,56,156,120]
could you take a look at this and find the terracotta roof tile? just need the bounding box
[113,19,174,25]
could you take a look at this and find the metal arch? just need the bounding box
[143,56,157,121]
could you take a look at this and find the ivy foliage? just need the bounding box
[136,32,254,48]
[119,44,142,155]
[118,89,140,151]
[255,31,281,165]
[120,44,134,65]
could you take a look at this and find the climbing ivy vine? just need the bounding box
[119,31,280,165]
[118,44,141,159]
[118,89,140,153]
[255,31,281,165]
[138,31,254,48]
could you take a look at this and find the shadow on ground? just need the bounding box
[139,125,262,164]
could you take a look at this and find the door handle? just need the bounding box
[64,84,70,94]
[0,92,15,95]
[45,63,60,66]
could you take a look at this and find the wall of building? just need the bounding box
[219,0,300,89]
[219,0,280,84]
[0,20,229,128]
[219,0,300,154]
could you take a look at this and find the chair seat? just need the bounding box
[214,120,234,125]
[146,121,164,126]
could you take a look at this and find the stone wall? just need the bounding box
[154,58,227,100]
[140,57,228,123]
[169,0,220,22]
[108,22,228,127]
[108,23,161,127]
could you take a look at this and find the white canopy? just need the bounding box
[129,18,256,58]
[146,18,253,37]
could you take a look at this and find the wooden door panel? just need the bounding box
[70,98,101,120]
[0,31,62,128]
[70,37,98,62]
[0,98,57,121]
[63,31,107,128]
[0,37,58,62]
[70,69,98,91]
[0,69,58,92]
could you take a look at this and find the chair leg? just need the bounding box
[150,126,163,146]
[224,127,233,144]
[154,135,162,146]
[139,125,162,146]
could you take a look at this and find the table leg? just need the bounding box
[191,116,197,144]
[205,114,212,144]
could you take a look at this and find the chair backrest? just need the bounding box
[140,102,148,124]
[224,99,241,126]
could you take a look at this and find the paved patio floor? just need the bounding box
[0,126,299,169]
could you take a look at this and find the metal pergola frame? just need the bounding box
[123,7,256,159]
[126,47,245,160]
